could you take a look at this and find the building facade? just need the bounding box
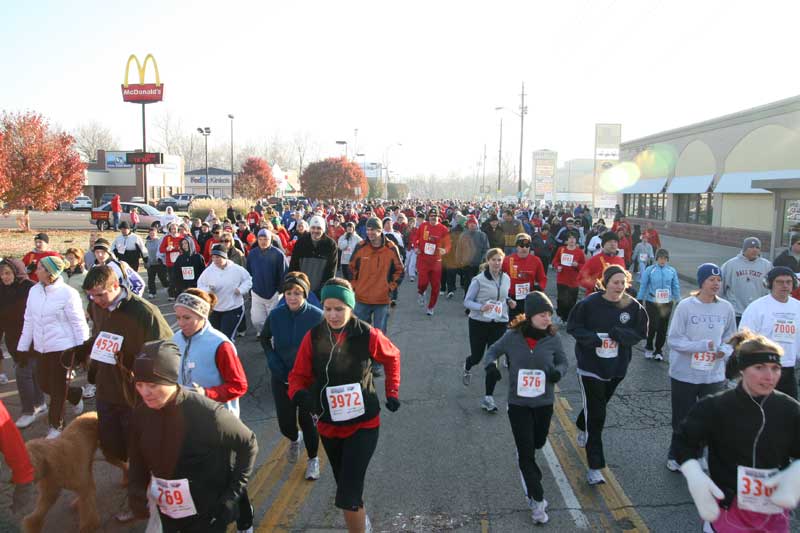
[184,167,233,198]
[84,150,183,204]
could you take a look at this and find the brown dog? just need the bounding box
[22,412,126,533]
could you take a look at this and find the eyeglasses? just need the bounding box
[517,242,531,248]
[220,239,232,243]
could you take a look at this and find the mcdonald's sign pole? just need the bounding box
[121,54,164,205]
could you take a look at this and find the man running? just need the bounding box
[414,208,450,316]
[721,237,772,325]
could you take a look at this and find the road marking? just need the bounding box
[480,511,489,533]
[542,440,591,529]
[248,439,291,509]
[257,450,328,532]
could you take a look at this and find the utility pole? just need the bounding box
[482,144,487,190]
[518,82,527,204]
[497,118,503,197]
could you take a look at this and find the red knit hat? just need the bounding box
[466,215,478,227]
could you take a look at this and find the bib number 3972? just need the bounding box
[737,466,781,515]
[326,383,365,422]
[596,333,618,359]
[517,369,545,398]
[90,331,123,365]
[151,477,197,519]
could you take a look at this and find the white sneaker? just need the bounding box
[700,456,709,472]
[426,308,434,316]
[15,414,36,429]
[644,350,654,359]
[237,528,253,533]
[447,291,454,299]
[45,427,61,440]
[577,430,587,448]
[529,498,549,524]
[305,457,320,480]
[417,293,425,306]
[666,459,681,472]
[0,374,9,385]
[586,468,606,485]
[288,432,303,464]
[653,353,664,362]
[702,520,714,533]
[34,403,48,417]
[365,514,372,533]
[481,396,498,413]
[82,384,96,399]
[72,398,84,415]
[409,276,415,282]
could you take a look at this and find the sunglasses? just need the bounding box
[517,242,531,248]
[220,239,232,243]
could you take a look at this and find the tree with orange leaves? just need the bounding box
[299,156,367,199]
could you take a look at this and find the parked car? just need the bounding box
[71,196,93,211]
[91,202,162,231]
[192,194,211,202]
[156,197,179,211]
[171,193,194,210]
[130,196,145,203]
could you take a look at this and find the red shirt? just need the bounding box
[643,229,661,251]
[327,225,345,241]
[246,211,261,226]
[21,250,60,282]
[203,237,221,264]
[0,400,33,484]
[159,234,184,267]
[111,195,122,213]
[289,327,401,439]
[203,342,248,403]
[578,252,626,293]
[414,222,450,262]
[502,253,547,300]
[552,245,586,288]
[619,236,632,264]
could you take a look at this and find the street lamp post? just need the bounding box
[227,114,234,198]
[197,127,211,196]
[518,82,527,204]
[495,107,504,197]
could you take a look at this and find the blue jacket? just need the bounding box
[637,263,680,303]
[259,300,323,382]
[246,245,286,300]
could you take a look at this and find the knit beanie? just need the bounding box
[133,340,181,386]
[366,217,382,230]
[524,291,554,317]
[697,263,721,287]
[742,237,761,252]
[40,256,66,278]
[210,244,228,259]
[309,216,326,230]
[466,215,478,227]
[34,232,49,243]
[767,266,796,288]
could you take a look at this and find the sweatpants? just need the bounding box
[321,427,379,511]
[405,249,417,278]
[35,350,82,429]
[508,403,554,502]
[210,306,245,342]
[668,378,724,460]
[556,284,579,321]
[777,366,798,400]
[97,400,132,462]
[270,376,319,458]
[417,260,442,309]
[575,374,624,469]
[461,265,479,292]
[464,319,506,396]
[644,301,673,354]
[146,263,169,296]
[251,292,280,334]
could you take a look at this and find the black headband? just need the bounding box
[283,276,310,297]
[738,351,782,371]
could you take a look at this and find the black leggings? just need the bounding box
[508,403,554,502]
[556,284,579,321]
[321,427,379,511]
[465,319,507,395]
[270,376,318,458]
[575,374,623,470]
[777,367,798,400]
[36,350,82,429]
[644,300,673,353]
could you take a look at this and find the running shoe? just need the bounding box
[462,365,472,386]
[45,427,61,440]
[409,276,415,282]
[15,414,36,429]
[653,353,664,362]
[288,431,304,464]
[644,350,654,359]
[305,457,320,480]
[417,293,425,306]
[238,528,253,533]
[390,300,397,307]
[426,308,434,316]
[447,291,454,299]
[82,384,96,399]
[529,498,549,524]
[0,374,9,385]
[365,514,372,533]
[576,430,587,448]
[439,290,445,296]
[481,396,498,412]
[147,293,156,300]
[586,469,606,485]
[666,459,681,472]
[702,521,714,533]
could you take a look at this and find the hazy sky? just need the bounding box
[2,0,798,179]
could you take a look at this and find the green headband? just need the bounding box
[321,284,356,309]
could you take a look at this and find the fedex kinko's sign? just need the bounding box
[121,54,164,103]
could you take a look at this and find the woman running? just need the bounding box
[197,245,252,341]
[637,249,681,361]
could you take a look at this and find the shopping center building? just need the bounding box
[617,94,800,257]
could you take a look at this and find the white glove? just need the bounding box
[765,460,800,509]
[681,459,723,522]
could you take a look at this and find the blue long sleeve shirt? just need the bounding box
[259,301,324,382]
[637,263,680,303]
[246,245,286,300]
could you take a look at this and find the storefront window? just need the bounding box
[623,193,665,220]
[675,193,712,225]
[782,199,800,246]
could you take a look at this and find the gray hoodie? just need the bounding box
[483,329,568,408]
[720,253,772,315]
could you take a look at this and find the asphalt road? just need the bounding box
[0,210,100,230]
[0,270,798,532]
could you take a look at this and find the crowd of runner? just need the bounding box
[0,197,799,532]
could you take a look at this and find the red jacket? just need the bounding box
[159,234,184,267]
[0,399,33,484]
[245,211,261,227]
[502,253,547,300]
[619,236,632,265]
[203,342,248,403]
[578,252,626,293]
[21,250,61,282]
[111,194,122,213]
[643,229,661,251]
[552,245,586,288]
[203,237,221,264]
[414,222,450,262]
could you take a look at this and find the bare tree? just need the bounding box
[293,130,319,176]
[72,121,118,161]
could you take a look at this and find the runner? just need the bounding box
[144,225,168,300]
[739,266,800,399]
[259,272,324,479]
[246,228,286,334]
[458,215,490,292]
[415,208,450,316]
[197,245,253,342]
[92,238,145,297]
[21,233,60,283]
[500,209,524,254]
[288,278,401,533]
[566,265,647,485]
[289,216,338,297]
[578,232,625,294]
[665,263,736,473]
[337,222,362,281]
[159,223,184,301]
[462,248,511,412]
[551,230,585,325]
[673,330,800,532]
[502,233,547,322]
[112,221,147,272]
[637,249,681,361]
[631,233,654,282]
[172,237,206,295]
[483,291,567,524]
[721,237,772,325]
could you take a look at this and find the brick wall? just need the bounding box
[628,217,772,252]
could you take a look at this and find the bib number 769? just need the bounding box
[158,487,184,506]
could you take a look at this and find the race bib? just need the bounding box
[181,266,194,280]
[639,253,648,263]
[151,477,197,519]
[517,369,545,398]
[596,333,618,359]
[326,383,365,422]
[560,253,574,267]
[654,289,670,304]
[737,466,781,515]
[424,242,436,256]
[116,245,126,255]
[691,351,716,371]
[90,331,123,365]
[482,300,504,320]
[617,249,625,257]
[169,251,179,263]
[773,319,796,343]
[515,282,530,300]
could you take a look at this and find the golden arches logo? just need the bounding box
[123,54,161,88]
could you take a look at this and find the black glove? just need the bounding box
[11,482,35,515]
[547,368,562,384]
[16,351,29,369]
[293,389,314,412]
[385,396,400,412]
[485,364,502,382]
[209,498,236,526]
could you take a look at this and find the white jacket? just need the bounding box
[197,261,253,312]
[17,277,90,353]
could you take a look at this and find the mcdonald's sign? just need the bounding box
[121,54,164,103]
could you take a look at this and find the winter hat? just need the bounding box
[767,266,796,287]
[742,237,761,251]
[33,232,49,244]
[257,228,271,238]
[366,217,382,230]
[210,244,228,259]
[602,264,626,287]
[382,217,393,227]
[427,208,440,218]
[601,231,619,245]
[118,221,130,230]
[524,291,554,317]
[93,238,112,253]
[321,282,356,309]
[39,256,65,278]
[174,292,211,319]
[697,263,721,287]
[466,215,479,227]
[133,340,181,386]
[309,216,326,230]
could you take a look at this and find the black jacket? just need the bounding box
[128,388,258,528]
[172,253,206,293]
[481,223,505,250]
[289,233,338,294]
[773,249,800,273]
[0,258,35,361]
[673,384,800,507]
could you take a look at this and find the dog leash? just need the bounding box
[59,348,78,427]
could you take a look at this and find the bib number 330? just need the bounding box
[737,466,781,515]
[326,383,365,422]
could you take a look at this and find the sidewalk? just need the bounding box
[659,235,740,285]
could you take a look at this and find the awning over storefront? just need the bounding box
[619,177,667,194]
[666,174,714,194]
[715,169,800,194]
